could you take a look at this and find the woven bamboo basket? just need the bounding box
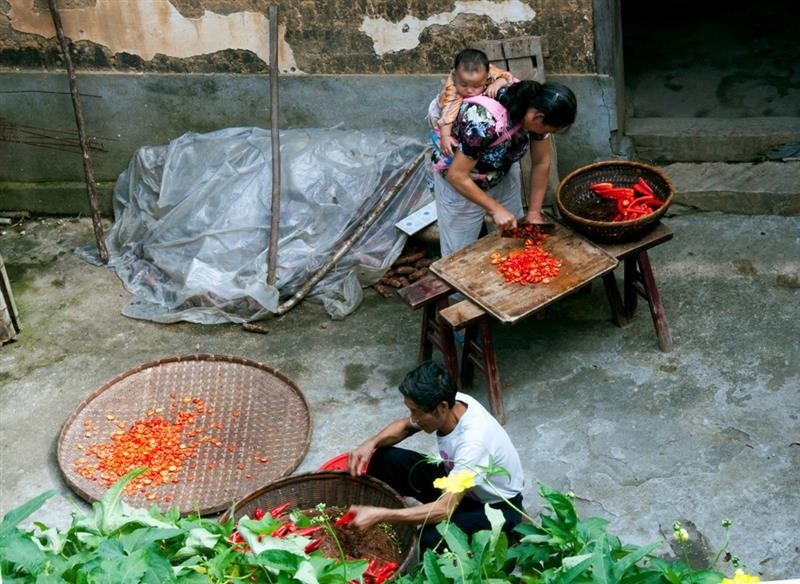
[226,471,417,572]
[556,160,675,243]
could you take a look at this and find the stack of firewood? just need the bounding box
[371,247,438,298]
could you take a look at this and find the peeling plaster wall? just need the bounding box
[1,0,595,73]
[0,1,604,214]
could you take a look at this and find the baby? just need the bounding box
[431,48,517,157]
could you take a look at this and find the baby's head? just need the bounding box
[452,49,490,98]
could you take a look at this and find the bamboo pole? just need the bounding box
[275,148,429,315]
[266,4,281,287]
[47,0,108,263]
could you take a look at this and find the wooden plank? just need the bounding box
[430,222,619,324]
[472,39,506,61]
[502,36,542,60]
[439,299,486,330]
[396,274,453,309]
[594,222,673,260]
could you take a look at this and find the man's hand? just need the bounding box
[347,504,385,531]
[348,442,374,477]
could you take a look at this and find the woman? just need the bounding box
[430,80,577,257]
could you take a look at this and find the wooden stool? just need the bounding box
[396,275,460,385]
[439,300,504,423]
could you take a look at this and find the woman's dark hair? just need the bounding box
[399,361,456,412]
[453,48,490,74]
[498,80,577,128]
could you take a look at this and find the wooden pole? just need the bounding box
[266,4,281,286]
[47,0,108,263]
[275,148,429,315]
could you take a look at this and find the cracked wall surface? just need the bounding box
[0,0,595,73]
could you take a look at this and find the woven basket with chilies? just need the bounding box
[223,471,418,573]
[556,160,675,243]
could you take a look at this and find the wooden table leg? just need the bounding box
[623,257,639,319]
[435,300,461,387]
[477,318,504,424]
[418,302,436,363]
[636,251,674,352]
[602,272,628,327]
[460,324,479,387]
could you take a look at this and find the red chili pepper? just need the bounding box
[252,507,265,520]
[271,521,295,538]
[269,502,292,518]
[589,181,613,191]
[636,177,655,196]
[304,536,325,553]
[334,511,357,527]
[364,559,379,577]
[296,525,323,537]
[634,196,663,208]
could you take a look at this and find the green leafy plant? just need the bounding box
[396,483,735,584]
[0,468,369,583]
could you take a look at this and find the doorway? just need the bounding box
[621,0,800,120]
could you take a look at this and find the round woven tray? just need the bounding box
[556,160,675,243]
[57,354,311,515]
[225,471,417,572]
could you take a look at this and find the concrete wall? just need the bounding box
[0,72,617,215]
[1,1,614,215]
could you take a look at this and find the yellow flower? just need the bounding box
[722,569,760,584]
[433,470,476,494]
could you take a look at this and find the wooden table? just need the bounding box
[398,222,674,423]
[429,222,618,324]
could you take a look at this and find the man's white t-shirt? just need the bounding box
[435,392,524,503]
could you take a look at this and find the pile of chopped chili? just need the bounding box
[72,394,268,499]
[589,178,664,221]
[490,237,562,285]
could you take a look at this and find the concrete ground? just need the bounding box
[1,209,798,578]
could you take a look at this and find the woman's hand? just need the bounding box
[490,206,517,231]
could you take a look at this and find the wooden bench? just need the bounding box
[398,223,674,423]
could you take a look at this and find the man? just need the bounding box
[346,361,525,549]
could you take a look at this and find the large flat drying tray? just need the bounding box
[430,224,618,324]
[58,354,311,515]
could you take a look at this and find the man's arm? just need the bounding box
[348,417,419,477]
[348,491,462,531]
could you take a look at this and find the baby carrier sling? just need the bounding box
[432,95,522,172]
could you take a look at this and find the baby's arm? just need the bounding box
[484,65,516,98]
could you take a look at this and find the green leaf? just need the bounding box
[294,559,321,584]
[0,529,48,574]
[422,548,450,584]
[0,490,57,538]
[689,570,727,584]
[589,534,613,584]
[97,467,147,533]
[555,554,594,584]
[118,527,184,554]
[538,485,578,529]
[612,541,663,578]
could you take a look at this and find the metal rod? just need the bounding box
[47,0,108,263]
[275,148,429,315]
[266,4,281,287]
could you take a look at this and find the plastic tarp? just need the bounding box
[78,126,431,323]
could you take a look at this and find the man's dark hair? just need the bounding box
[453,49,490,74]
[399,361,456,412]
